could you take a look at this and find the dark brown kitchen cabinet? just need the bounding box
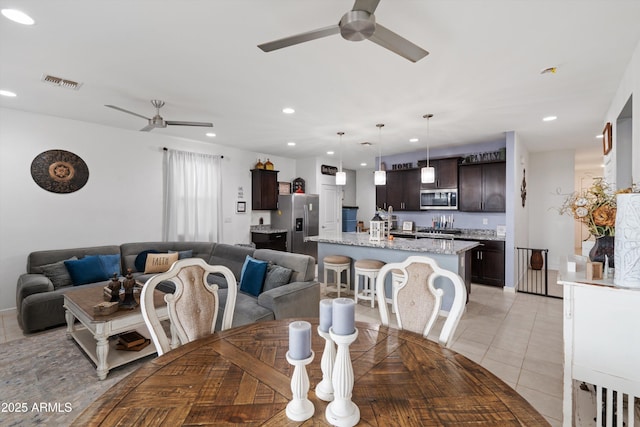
[420,157,460,189]
[384,169,421,211]
[251,169,278,210]
[376,184,388,210]
[251,231,287,251]
[458,162,506,212]
[467,240,505,287]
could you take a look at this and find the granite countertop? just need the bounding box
[390,228,505,242]
[250,225,288,234]
[306,232,480,255]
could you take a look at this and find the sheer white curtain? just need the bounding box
[163,149,222,242]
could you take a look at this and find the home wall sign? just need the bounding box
[391,162,414,170]
[321,164,338,176]
[30,149,89,194]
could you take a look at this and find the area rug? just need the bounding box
[0,327,152,426]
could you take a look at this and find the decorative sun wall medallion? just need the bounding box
[30,149,89,193]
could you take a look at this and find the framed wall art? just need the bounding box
[602,122,612,155]
[236,201,246,213]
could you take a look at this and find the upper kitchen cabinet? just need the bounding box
[458,162,506,212]
[383,168,421,211]
[251,169,278,210]
[420,157,460,189]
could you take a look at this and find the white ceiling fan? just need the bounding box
[105,100,213,132]
[258,0,429,63]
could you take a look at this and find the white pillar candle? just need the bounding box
[289,321,312,360]
[332,298,355,335]
[319,299,333,332]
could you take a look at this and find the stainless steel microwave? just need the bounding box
[420,189,458,210]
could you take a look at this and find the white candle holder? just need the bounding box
[285,351,315,422]
[315,327,336,401]
[326,328,360,427]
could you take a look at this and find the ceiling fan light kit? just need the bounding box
[105,100,213,132]
[258,0,428,63]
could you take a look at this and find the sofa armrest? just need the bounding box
[257,281,320,320]
[17,274,53,306]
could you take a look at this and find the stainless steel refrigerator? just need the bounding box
[271,194,319,260]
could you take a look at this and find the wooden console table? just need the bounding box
[73,319,548,426]
[558,263,640,426]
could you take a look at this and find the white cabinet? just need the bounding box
[559,266,640,426]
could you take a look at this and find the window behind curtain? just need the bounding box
[163,149,221,242]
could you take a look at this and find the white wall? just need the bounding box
[605,39,640,184]
[528,150,576,270]
[506,131,529,288]
[356,168,376,224]
[0,108,296,310]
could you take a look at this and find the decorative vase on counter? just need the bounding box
[614,193,640,288]
[589,235,615,268]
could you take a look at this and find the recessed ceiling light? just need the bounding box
[0,89,17,97]
[360,162,367,167]
[543,116,557,122]
[409,138,419,143]
[205,132,216,138]
[327,151,335,155]
[596,134,603,139]
[282,107,295,114]
[287,141,296,146]
[1,9,35,25]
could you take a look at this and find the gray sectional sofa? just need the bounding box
[16,242,319,333]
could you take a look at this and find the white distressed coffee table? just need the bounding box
[63,285,169,380]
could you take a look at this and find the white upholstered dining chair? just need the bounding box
[140,257,237,356]
[375,256,466,348]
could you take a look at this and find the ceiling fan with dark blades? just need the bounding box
[105,100,213,132]
[258,0,428,63]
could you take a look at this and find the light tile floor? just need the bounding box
[345,283,564,426]
[2,283,564,425]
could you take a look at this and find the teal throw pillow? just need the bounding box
[263,264,293,292]
[239,256,268,297]
[64,255,109,286]
[98,254,121,277]
[168,249,193,259]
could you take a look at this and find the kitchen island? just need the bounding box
[307,232,480,311]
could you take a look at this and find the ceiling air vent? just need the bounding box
[40,74,83,90]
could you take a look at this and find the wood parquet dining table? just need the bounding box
[73,319,549,426]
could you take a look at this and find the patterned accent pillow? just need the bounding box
[144,252,179,274]
[40,257,78,289]
[262,264,293,292]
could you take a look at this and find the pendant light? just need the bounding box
[335,131,346,185]
[421,113,435,184]
[374,123,386,186]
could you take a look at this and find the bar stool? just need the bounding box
[390,268,406,314]
[354,259,385,307]
[323,255,352,297]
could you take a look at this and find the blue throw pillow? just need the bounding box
[98,254,121,277]
[168,249,193,259]
[239,256,268,297]
[64,256,109,286]
[134,250,160,272]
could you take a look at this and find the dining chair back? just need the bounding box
[141,258,237,355]
[375,255,465,347]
